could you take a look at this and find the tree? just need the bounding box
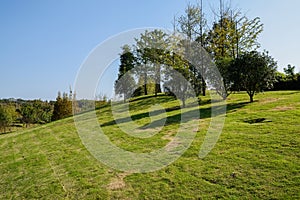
[18,100,53,126]
[205,1,263,100]
[230,51,277,102]
[213,57,234,99]
[207,1,263,60]
[52,92,72,121]
[177,2,207,96]
[164,42,192,107]
[164,64,192,108]
[284,64,296,80]
[32,100,52,123]
[272,65,300,90]
[0,104,17,133]
[178,3,202,41]
[134,30,169,96]
[115,45,136,101]
[18,103,35,126]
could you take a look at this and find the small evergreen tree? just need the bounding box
[52,92,72,121]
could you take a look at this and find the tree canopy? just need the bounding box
[230,51,277,102]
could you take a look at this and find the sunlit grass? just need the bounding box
[0,91,299,199]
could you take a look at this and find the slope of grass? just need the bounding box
[0,91,299,199]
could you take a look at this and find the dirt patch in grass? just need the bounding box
[272,106,294,111]
[162,131,175,140]
[107,172,132,190]
[260,98,284,104]
[161,131,182,151]
[165,139,181,151]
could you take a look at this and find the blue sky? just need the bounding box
[0,0,299,100]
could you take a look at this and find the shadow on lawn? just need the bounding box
[100,101,250,128]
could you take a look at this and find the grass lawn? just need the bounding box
[0,91,299,199]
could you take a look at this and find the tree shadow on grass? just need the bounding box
[100,104,183,127]
[128,95,177,110]
[144,101,250,128]
[100,101,250,128]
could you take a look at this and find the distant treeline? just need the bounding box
[271,68,300,91]
[0,92,108,134]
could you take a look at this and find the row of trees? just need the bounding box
[0,100,53,133]
[0,92,73,134]
[0,89,110,134]
[272,64,300,90]
[115,1,279,104]
[0,104,18,133]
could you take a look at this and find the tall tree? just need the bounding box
[207,0,263,59]
[163,38,194,107]
[52,92,72,121]
[115,45,136,101]
[213,57,234,99]
[134,30,168,96]
[164,52,192,108]
[177,3,207,96]
[206,1,263,99]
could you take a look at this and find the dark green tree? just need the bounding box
[115,45,136,102]
[52,92,72,121]
[284,64,296,80]
[18,100,53,126]
[213,57,234,99]
[230,51,277,102]
[18,103,35,126]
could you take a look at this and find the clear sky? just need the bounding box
[0,0,299,100]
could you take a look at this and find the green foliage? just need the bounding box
[214,57,234,99]
[284,64,296,80]
[52,92,72,121]
[0,104,17,133]
[134,30,169,96]
[116,2,266,102]
[115,45,136,101]
[177,3,207,96]
[230,51,277,102]
[272,69,300,90]
[18,100,53,126]
[177,3,205,40]
[206,6,263,60]
[164,51,193,107]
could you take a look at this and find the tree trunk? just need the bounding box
[154,64,161,97]
[202,78,206,96]
[155,84,161,96]
[246,90,254,103]
[248,91,254,102]
[144,72,148,95]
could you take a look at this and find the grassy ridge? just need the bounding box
[0,91,299,199]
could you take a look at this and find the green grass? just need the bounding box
[0,91,299,199]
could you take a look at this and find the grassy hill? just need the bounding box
[0,91,299,199]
